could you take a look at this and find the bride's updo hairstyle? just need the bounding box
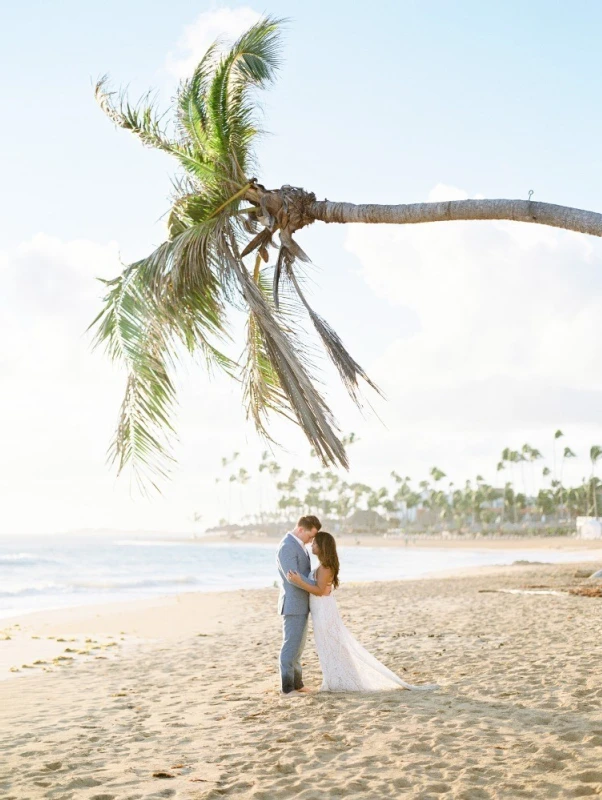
[314,531,340,589]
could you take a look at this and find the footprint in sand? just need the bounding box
[577,770,602,783]
[559,731,582,742]
[65,776,102,789]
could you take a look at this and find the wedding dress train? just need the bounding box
[310,575,438,693]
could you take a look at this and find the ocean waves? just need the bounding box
[1,535,598,620]
[0,552,61,567]
[0,575,201,598]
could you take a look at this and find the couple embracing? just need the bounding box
[276,515,438,695]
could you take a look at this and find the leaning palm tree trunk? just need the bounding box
[306,198,602,236]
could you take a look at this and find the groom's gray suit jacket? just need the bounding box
[276,533,313,615]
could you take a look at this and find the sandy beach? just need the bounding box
[1,559,602,799]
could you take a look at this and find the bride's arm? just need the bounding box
[288,567,333,596]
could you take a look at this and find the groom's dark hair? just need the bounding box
[297,515,321,532]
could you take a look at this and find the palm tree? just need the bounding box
[503,482,516,525]
[535,489,555,520]
[553,429,564,481]
[367,487,389,512]
[92,18,602,490]
[524,446,542,498]
[392,475,413,523]
[589,446,602,517]
[191,511,203,539]
[333,483,352,523]
[502,448,521,522]
[227,472,237,523]
[496,460,506,522]
[560,446,576,482]
[349,483,371,514]
[405,490,423,525]
[257,450,269,518]
[558,446,576,520]
[235,467,251,517]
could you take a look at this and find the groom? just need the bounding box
[276,515,321,695]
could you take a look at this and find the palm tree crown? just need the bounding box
[92,17,378,490]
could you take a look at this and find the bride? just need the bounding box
[288,531,438,693]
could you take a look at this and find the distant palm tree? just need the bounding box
[349,483,371,514]
[191,511,203,539]
[91,18,602,491]
[235,467,251,517]
[392,475,413,522]
[559,446,576,519]
[334,487,352,522]
[589,446,602,517]
[430,466,447,484]
[502,448,522,521]
[496,461,506,521]
[520,444,534,498]
[522,444,542,498]
[560,446,576,485]
[553,429,564,481]
[367,487,389,527]
[503,482,516,524]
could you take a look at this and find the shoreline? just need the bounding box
[1,554,600,681]
[187,533,602,550]
[1,541,600,628]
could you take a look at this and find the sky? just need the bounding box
[1,0,602,534]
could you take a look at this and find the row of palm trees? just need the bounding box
[212,431,602,532]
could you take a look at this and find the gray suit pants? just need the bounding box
[280,614,308,693]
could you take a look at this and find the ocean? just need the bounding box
[0,534,598,620]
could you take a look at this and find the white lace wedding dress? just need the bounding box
[309,571,438,693]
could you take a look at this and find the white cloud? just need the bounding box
[0,234,122,378]
[427,183,469,202]
[166,7,262,80]
[4,209,601,535]
[0,232,289,534]
[346,186,602,394]
[340,184,602,485]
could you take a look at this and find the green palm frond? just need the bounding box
[90,243,235,489]
[243,258,293,437]
[205,17,282,174]
[90,268,178,491]
[94,78,218,185]
[176,42,220,156]
[95,77,173,152]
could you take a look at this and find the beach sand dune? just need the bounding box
[1,562,601,799]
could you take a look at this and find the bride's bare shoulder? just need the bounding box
[316,564,334,582]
